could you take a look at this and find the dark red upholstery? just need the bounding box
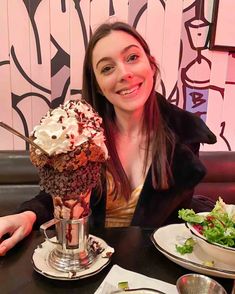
[195,151,235,204]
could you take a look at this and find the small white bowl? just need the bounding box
[186,213,235,266]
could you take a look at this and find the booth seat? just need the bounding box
[195,151,235,204]
[0,151,40,216]
[0,150,234,216]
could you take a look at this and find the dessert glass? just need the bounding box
[29,99,108,273]
[40,191,96,272]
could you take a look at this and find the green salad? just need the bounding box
[175,237,195,254]
[178,197,235,248]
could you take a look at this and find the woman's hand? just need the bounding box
[0,211,36,256]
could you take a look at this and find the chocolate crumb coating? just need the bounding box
[30,99,108,202]
[30,140,106,171]
[38,160,101,197]
[30,139,105,198]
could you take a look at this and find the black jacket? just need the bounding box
[18,93,216,229]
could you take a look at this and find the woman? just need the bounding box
[0,21,216,255]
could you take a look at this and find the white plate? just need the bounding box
[112,289,166,293]
[32,234,114,280]
[151,224,235,279]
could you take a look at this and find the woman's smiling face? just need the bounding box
[92,30,155,115]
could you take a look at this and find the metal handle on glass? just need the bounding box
[40,218,60,245]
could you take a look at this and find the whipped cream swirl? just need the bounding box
[32,100,108,157]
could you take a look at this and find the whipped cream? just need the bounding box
[32,100,108,157]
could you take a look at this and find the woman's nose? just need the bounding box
[118,64,134,81]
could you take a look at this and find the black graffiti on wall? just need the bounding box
[0,0,231,150]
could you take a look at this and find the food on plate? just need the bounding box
[118,281,129,290]
[178,197,235,248]
[30,99,108,219]
[175,237,195,255]
[202,260,214,267]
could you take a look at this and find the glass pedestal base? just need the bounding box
[48,246,97,272]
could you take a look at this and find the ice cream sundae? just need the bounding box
[30,99,108,220]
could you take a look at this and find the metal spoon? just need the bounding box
[0,121,49,156]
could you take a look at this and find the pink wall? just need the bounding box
[0,0,234,151]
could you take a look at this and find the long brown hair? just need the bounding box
[82,21,175,199]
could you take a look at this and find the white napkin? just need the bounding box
[94,264,177,294]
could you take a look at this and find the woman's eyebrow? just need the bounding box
[95,44,140,69]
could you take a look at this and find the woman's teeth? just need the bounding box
[119,85,139,95]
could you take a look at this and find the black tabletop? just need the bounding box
[0,227,234,294]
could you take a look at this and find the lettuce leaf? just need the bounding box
[178,209,204,223]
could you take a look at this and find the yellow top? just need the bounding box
[105,171,143,228]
